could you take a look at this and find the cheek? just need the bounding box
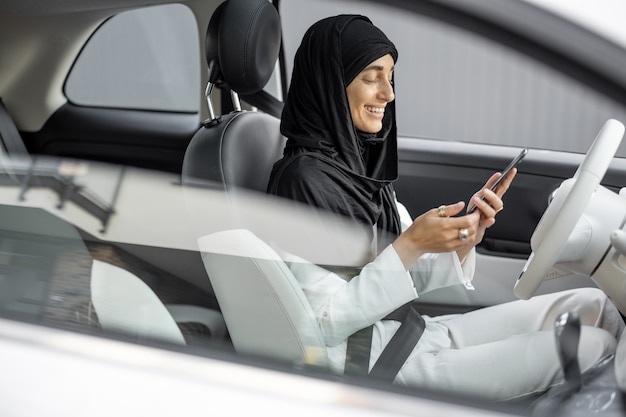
[348,91,366,114]
[346,93,361,121]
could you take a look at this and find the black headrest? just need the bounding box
[205,0,281,95]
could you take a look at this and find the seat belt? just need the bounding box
[369,301,426,380]
[345,325,374,376]
[345,300,426,381]
[0,98,29,155]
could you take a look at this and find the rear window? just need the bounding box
[65,4,200,113]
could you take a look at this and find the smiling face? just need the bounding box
[345,53,395,134]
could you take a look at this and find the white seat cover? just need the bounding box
[91,260,186,345]
[198,229,329,367]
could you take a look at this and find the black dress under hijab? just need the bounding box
[267,15,401,253]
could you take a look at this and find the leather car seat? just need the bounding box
[182,0,333,368]
[181,0,285,193]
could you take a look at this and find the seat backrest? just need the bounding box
[91,260,187,345]
[197,229,329,368]
[183,111,284,192]
[181,0,284,193]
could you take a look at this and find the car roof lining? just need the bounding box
[0,0,180,16]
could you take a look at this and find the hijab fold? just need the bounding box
[267,15,401,252]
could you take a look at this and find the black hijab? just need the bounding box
[267,15,401,251]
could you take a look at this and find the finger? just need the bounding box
[483,217,496,229]
[467,173,501,213]
[483,172,501,190]
[467,195,495,220]
[478,216,496,230]
[446,212,481,233]
[455,222,482,245]
[493,168,517,198]
[435,201,465,218]
[478,188,503,214]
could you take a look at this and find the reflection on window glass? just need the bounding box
[65,4,200,113]
[280,0,626,156]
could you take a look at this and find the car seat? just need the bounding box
[91,259,227,345]
[181,0,285,194]
[182,0,364,369]
[91,260,188,345]
[198,228,329,368]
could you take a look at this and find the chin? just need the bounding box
[362,124,383,134]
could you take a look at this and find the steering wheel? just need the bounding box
[514,119,625,299]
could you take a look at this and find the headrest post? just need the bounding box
[231,90,242,112]
[205,82,217,120]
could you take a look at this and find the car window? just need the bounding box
[65,4,200,113]
[262,62,283,102]
[280,0,626,157]
[0,158,221,345]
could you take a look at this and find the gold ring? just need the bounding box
[459,228,469,241]
[438,205,446,217]
[496,206,504,214]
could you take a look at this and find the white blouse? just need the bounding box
[281,199,476,374]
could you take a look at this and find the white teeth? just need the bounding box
[366,106,384,114]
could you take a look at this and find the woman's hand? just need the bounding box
[392,201,481,269]
[459,168,517,256]
[393,169,517,270]
[468,168,516,225]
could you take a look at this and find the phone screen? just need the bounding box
[467,148,527,214]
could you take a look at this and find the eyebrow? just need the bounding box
[362,64,394,73]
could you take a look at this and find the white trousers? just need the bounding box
[400,288,624,401]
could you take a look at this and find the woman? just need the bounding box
[267,14,623,400]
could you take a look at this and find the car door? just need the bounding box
[277,0,626,311]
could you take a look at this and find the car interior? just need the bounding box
[3,0,626,415]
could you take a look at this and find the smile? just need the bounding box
[365,106,385,114]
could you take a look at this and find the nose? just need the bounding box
[379,78,395,102]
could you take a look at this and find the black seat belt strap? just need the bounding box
[344,300,426,381]
[369,301,425,381]
[0,98,29,155]
[344,325,373,376]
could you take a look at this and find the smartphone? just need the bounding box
[467,148,527,214]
